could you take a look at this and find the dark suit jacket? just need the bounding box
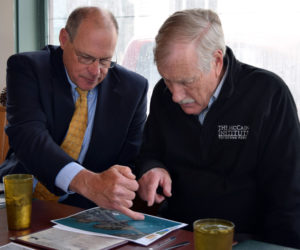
[2,45,148,208]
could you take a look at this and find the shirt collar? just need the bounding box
[207,59,229,108]
[64,67,97,98]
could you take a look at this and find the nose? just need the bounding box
[87,60,101,76]
[171,83,186,103]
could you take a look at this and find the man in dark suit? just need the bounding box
[2,6,147,220]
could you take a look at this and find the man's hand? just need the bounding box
[69,165,144,220]
[138,168,172,207]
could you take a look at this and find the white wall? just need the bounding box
[0,0,15,90]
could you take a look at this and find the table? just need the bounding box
[1,201,293,250]
[0,200,194,249]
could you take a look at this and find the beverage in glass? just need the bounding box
[194,218,234,250]
[3,174,33,230]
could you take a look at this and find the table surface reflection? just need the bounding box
[0,200,194,249]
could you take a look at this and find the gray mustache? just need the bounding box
[178,98,195,104]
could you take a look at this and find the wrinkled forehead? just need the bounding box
[157,43,201,79]
[71,17,117,52]
[76,16,117,37]
[157,42,199,66]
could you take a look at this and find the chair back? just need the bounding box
[0,106,9,163]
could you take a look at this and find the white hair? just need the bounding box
[154,9,226,72]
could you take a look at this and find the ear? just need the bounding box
[213,49,224,77]
[59,28,69,50]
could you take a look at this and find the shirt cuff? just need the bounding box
[55,162,85,193]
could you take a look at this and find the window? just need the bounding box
[48,0,300,112]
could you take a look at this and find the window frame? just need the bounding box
[15,0,48,53]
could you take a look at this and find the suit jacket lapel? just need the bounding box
[51,47,74,144]
[83,69,122,168]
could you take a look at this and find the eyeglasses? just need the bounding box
[74,48,116,69]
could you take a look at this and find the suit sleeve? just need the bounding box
[5,54,73,194]
[116,76,149,168]
[135,80,169,178]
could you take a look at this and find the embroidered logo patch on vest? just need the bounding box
[218,125,249,140]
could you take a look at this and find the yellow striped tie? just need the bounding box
[60,88,88,159]
[33,88,88,201]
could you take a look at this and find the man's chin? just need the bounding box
[180,106,199,115]
[78,80,101,91]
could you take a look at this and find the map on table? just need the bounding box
[52,207,187,246]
